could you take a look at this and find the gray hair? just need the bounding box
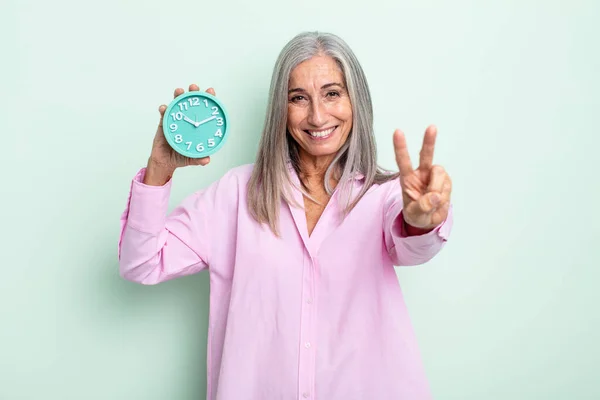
[247,31,399,236]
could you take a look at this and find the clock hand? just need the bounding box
[196,115,217,126]
[182,114,198,127]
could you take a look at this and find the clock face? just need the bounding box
[162,91,229,158]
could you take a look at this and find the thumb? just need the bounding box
[417,192,440,214]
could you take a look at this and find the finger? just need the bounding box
[206,87,216,96]
[427,165,445,195]
[402,173,425,200]
[191,156,210,166]
[419,125,437,171]
[189,83,200,91]
[430,202,449,226]
[393,129,414,178]
[405,187,420,201]
[157,104,167,127]
[418,170,448,211]
[437,176,452,206]
[173,87,185,98]
[416,192,438,214]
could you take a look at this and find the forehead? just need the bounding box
[288,55,344,85]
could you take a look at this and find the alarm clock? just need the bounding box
[162,90,230,158]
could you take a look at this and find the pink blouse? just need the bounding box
[118,163,453,400]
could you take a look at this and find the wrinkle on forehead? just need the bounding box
[289,56,345,91]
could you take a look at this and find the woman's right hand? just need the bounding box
[144,84,214,186]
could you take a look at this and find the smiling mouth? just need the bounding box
[304,126,337,139]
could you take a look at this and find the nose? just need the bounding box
[307,100,326,127]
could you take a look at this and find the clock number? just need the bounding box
[208,138,215,147]
[171,112,183,121]
[169,123,178,132]
[178,102,189,111]
[211,106,219,115]
[189,97,200,106]
[214,129,222,137]
[216,118,223,126]
[185,141,192,150]
[174,134,183,143]
[196,143,205,152]
[203,99,209,107]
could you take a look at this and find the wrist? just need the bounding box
[402,213,434,236]
[143,159,175,186]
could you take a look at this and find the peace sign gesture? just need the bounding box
[393,125,452,231]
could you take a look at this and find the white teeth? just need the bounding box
[308,127,335,137]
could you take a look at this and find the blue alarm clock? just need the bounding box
[162,91,229,158]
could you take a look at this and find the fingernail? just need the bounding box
[430,194,440,206]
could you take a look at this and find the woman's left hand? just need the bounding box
[393,125,452,231]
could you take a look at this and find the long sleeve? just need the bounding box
[118,168,211,285]
[382,181,453,266]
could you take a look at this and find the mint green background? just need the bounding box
[2,1,599,399]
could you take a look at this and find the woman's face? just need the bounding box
[286,55,353,163]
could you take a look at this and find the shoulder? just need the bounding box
[198,163,255,198]
[362,173,401,200]
[228,162,255,179]
[182,163,255,214]
[349,174,402,212]
[378,176,401,196]
[217,163,255,187]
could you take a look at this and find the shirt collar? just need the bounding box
[286,160,364,181]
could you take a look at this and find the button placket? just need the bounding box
[298,252,317,400]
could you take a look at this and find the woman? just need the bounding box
[119,31,453,400]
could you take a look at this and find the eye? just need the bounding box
[290,95,306,103]
[326,91,340,98]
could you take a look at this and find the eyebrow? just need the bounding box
[288,82,345,94]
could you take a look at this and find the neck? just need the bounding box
[297,150,338,191]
